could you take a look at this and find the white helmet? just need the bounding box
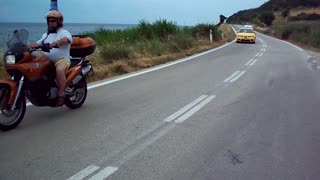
[46,10,63,26]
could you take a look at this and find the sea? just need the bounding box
[0,22,136,50]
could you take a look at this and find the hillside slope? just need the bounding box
[226,0,320,50]
[227,0,320,24]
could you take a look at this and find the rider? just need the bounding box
[30,10,72,106]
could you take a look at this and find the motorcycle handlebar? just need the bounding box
[28,43,52,52]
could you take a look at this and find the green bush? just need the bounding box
[147,39,166,56]
[133,41,148,55]
[274,21,320,48]
[100,44,131,62]
[152,19,178,40]
[170,33,194,50]
[136,19,178,40]
[137,20,154,40]
[192,23,220,40]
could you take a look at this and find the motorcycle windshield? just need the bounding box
[6,29,29,54]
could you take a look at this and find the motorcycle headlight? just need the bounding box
[5,55,15,64]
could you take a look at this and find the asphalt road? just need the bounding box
[1,28,320,180]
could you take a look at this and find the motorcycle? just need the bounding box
[0,29,96,131]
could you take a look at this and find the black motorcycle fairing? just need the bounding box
[23,62,57,107]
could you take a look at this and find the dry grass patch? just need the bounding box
[218,23,236,42]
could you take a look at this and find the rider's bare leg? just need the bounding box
[55,61,67,97]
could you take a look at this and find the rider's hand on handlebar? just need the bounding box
[49,42,59,49]
[28,42,39,48]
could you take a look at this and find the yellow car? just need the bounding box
[236,28,256,43]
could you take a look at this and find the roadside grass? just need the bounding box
[86,22,235,82]
[219,23,236,42]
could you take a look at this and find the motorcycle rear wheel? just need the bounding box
[65,78,87,109]
[0,89,26,131]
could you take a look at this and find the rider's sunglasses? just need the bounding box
[47,19,57,23]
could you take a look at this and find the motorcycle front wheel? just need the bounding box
[65,78,87,109]
[0,89,26,131]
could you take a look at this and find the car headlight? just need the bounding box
[5,55,15,64]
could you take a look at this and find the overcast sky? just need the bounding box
[0,0,268,25]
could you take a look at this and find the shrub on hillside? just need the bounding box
[259,12,275,26]
[274,21,320,48]
[282,9,290,17]
[288,13,320,21]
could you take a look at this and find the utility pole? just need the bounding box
[50,0,58,11]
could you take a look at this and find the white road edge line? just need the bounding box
[164,95,208,122]
[259,34,303,51]
[259,52,264,56]
[175,95,216,123]
[223,71,240,83]
[230,71,246,83]
[256,53,260,57]
[249,59,258,66]
[67,165,100,180]
[245,59,255,66]
[88,166,118,180]
[87,41,234,90]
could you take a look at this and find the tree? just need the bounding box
[217,14,227,26]
[219,15,227,24]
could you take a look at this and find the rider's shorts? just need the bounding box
[55,59,71,73]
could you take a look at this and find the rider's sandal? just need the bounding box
[55,96,65,107]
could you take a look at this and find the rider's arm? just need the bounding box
[52,30,72,48]
[54,37,71,47]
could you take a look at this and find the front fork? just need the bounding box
[11,76,24,111]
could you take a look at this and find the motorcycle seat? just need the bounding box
[70,57,84,68]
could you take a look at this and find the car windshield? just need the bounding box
[239,28,254,33]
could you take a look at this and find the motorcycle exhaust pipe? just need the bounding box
[72,75,82,85]
[82,64,92,76]
[71,65,92,85]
